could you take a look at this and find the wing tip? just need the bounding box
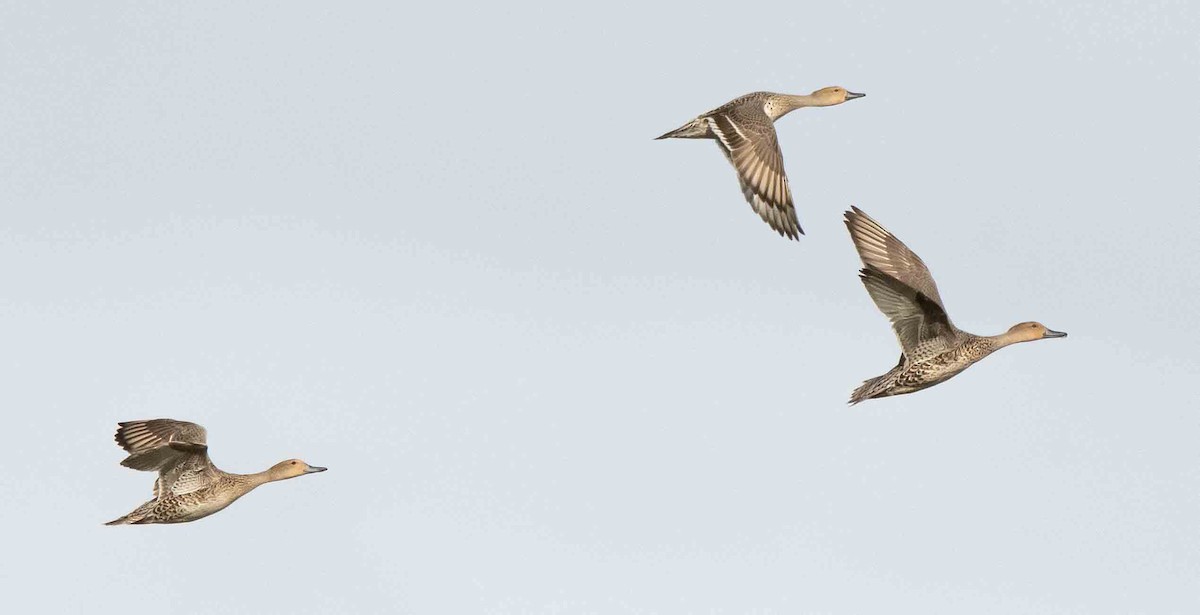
[778,222,803,240]
[843,205,872,230]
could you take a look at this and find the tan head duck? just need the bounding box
[656,86,866,239]
[844,207,1066,404]
[106,419,326,525]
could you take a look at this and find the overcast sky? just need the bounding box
[1,1,1197,613]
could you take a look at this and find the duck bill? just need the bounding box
[1041,329,1067,339]
[304,465,328,473]
[845,91,866,100]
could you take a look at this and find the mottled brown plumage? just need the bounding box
[106,419,326,525]
[844,207,1067,404]
[656,87,865,239]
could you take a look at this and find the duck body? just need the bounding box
[843,207,1066,404]
[106,419,326,525]
[107,471,259,525]
[657,87,865,239]
[656,91,778,140]
[851,336,999,402]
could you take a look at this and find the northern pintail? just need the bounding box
[106,419,326,525]
[844,207,1066,404]
[656,87,865,239]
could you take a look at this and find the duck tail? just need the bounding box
[654,118,708,140]
[848,376,886,405]
[105,500,153,525]
[849,358,905,405]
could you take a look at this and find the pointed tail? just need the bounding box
[848,375,886,405]
[654,118,709,140]
[105,503,151,525]
[849,359,906,405]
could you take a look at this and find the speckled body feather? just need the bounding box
[109,472,259,525]
[106,419,326,525]
[851,336,999,401]
[657,87,864,239]
[844,207,1065,403]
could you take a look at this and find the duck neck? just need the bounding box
[987,330,1025,350]
[242,469,276,489]
[766,94,816,120]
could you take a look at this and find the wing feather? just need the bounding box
[859,267,956,358]
[845,206,948,312]
[113,419,215,498]
[708,111,802,239]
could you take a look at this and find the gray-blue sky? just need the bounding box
[1,1,1197,613]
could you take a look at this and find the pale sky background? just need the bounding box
[1,1,1197,613]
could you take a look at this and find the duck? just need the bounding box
[656,87,865,239]
[105,419,326,525]
[843,206,1066,404]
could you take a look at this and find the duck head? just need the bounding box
[266,459,328,481]
[811,86,866,106]
[1006,321,1068,343]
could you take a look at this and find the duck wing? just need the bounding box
[707,107,802,239]
[844,206,949,313]
[845,207,959,358]
[858,267,957,359]
[114,419,216,497]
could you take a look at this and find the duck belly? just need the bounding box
[154,490,240,523]
[896,356,976,393]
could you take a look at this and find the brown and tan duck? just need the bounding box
[656,87,865,239]
[106,419,326,525]
[844,206,1066,404]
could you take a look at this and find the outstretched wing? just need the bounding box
[707,110,802,239]
[114,419,216,498]
[858,267,957,359]
[844,206,949,313]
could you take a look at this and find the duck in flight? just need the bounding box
[656,87,865,239]
[844,206,1066,404]
[106,419,326,525]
